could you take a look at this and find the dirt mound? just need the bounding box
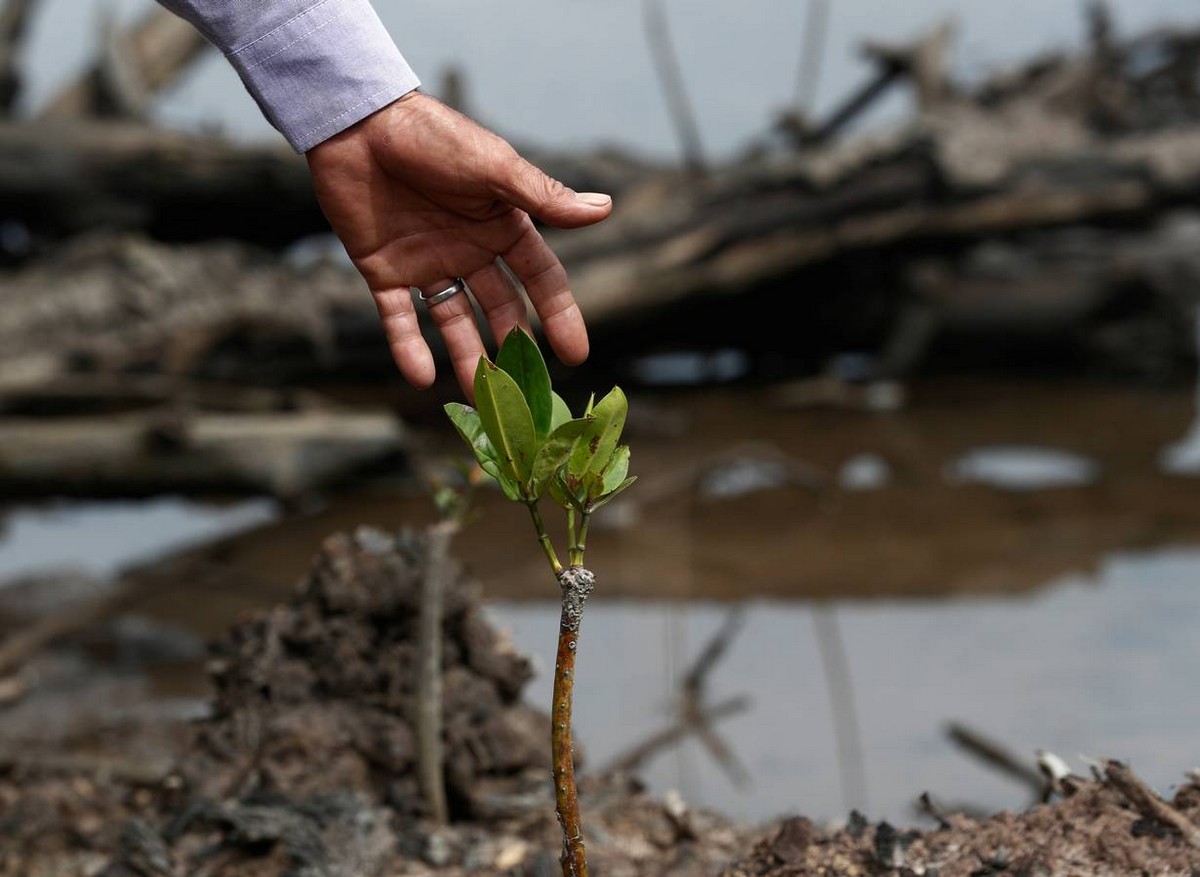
[0,527,746,877]
[726,767,1200,877]
[178,526,542,819]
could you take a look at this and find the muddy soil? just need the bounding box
[0,528,748,877]
[4,527,1200,877]
[727,772,1200,877]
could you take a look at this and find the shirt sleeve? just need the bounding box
[156,0,420,153]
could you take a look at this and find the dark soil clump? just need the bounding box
[726,772,1200,877]
[178,526,542,820]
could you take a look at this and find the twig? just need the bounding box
[677,607,750,787]
[553,566,595,877]
[642,0,706,177]
[0,0,39,114]
[682,607,744,700]
[0,579,141,677]
[794,0,830,116]
[945,723,1045,796]
[0,750,171,785]
[604,606,751,783]
[602,696,750,775]
[1106,759,1200,848]
[415,521,455,825]
[813,604,867,812]
[917,791,953,829]
[692,720,751,787]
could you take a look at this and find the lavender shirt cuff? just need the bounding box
[159,0,420,153]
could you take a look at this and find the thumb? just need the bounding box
[494,153,613,229]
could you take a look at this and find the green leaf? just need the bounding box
[530,417,591,498]
[445,402,492,463]
[492,469,523,501]
[445,402,522,499]
[602,445,631,493]
[566,387,628,489]
[496,328,554,440]
[474,358,538,492]
[550,472,585,511]
[550,393,573,432]
[588,476,637,512]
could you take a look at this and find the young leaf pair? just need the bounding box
[444,328,635,514]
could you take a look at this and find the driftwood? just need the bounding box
[0,402,404,498]
[0,118,656,249]
[1106,759,1200,848]
[0,122,325,247]
[0,235,371,390]
[3,12,1200,394]
[509,19,1200,382]
[0,0,37,114]
[945,723,1046,799]
[39,7,209,120]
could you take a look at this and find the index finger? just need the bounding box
[502,217,589,366]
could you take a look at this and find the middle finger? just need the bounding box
[464,258,530,346]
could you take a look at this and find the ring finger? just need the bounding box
[418,278,485,400]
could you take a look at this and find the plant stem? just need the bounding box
[567,507,580,566]
[552,566,595,877]
[416,520,454,825]
[575,513,591,565]
[527,501,563,575]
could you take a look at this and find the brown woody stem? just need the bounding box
[552,565,595,877]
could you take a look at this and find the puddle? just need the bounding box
[0,497,279,580]
[489,546,1200,825]
[629,349,751,386]
[944,446,1099,491]
[838,453,891,491]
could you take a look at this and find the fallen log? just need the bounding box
[0,121,325,247]
[0,406,405,498]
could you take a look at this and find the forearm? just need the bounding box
[155,0,420,152]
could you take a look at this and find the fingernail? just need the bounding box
[575,192,612,207]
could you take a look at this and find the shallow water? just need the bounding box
[491,549,1200,825]
[0,497,278,580]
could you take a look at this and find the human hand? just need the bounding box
[306,91,613,399]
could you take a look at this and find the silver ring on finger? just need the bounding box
[418,277,470,307]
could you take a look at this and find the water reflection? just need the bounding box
[490,546,1200,825]
[945,446,1099,491]
[0,497,277,580]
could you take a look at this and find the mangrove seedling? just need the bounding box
[445,327,635,877]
